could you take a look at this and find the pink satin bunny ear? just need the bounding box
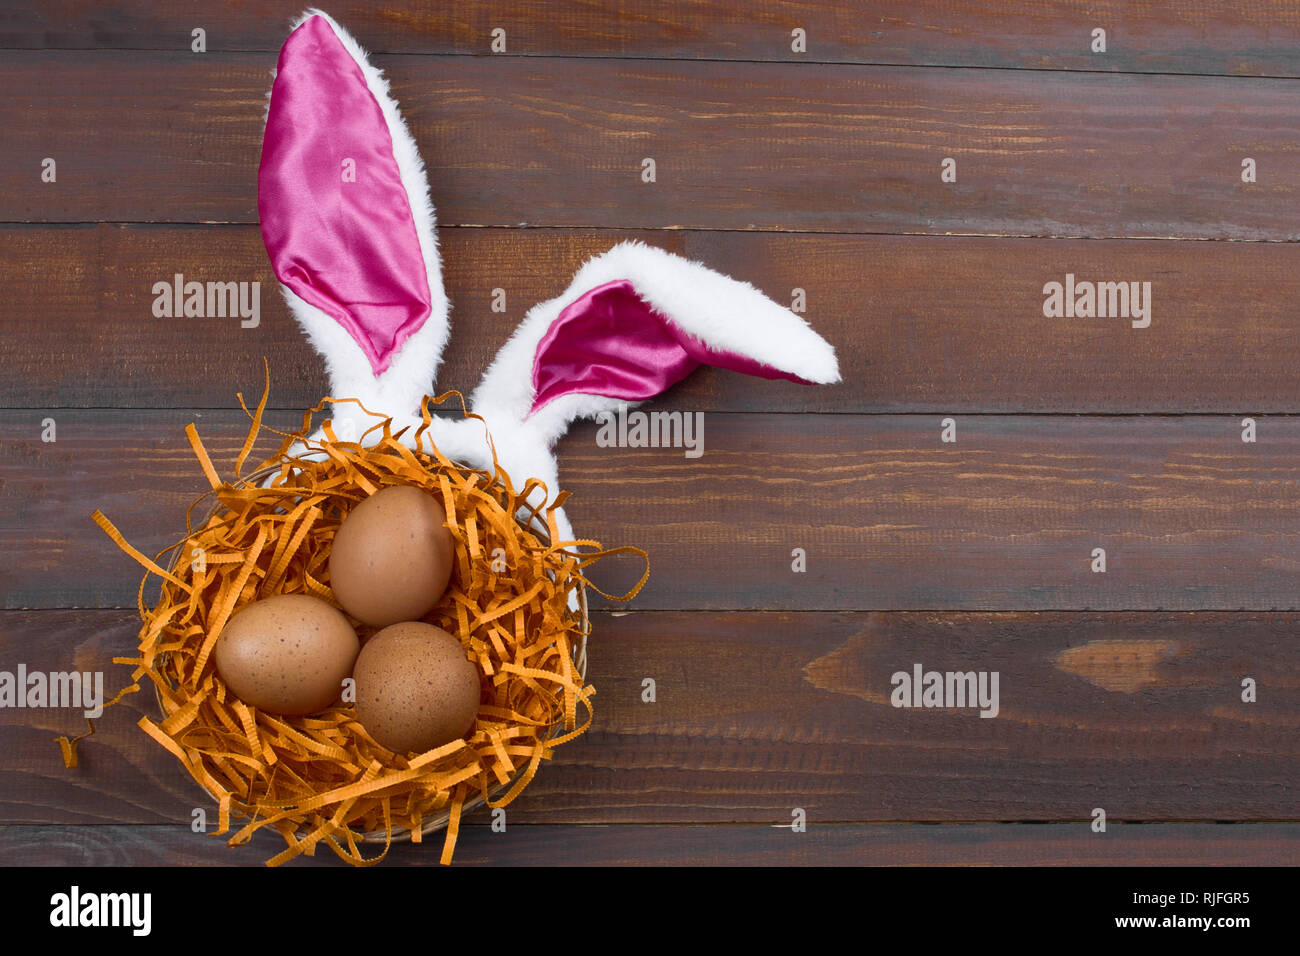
[530,277,832,414]
[450,240,839,544]
[258,10,450,423]
[471,240,839,438]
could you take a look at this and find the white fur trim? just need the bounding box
[454,239,840,544]
[472,238,841,448]
[277,9,450,420]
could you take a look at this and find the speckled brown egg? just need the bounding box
[328,484,455,627]
[213,594,359,716]
[353,622,480,754]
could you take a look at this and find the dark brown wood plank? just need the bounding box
[5,54,1300,238]
[1,823,1295,866]
[5,225,1300,414]
[5,410,1300,611]
[0,225,688,411]
[6,1,1300,80]
[1,610,1294,826]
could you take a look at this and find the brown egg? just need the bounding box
[353,622,480,754]
[328,484,455,627]
[213,594,359,716]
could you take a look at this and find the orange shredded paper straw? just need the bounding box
[66,374,648,867]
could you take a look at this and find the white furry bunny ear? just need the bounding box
[473,237,839,428]
[431,239,840,548]
[258,10,449,437]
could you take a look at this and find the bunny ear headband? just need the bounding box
[258,10,841,549]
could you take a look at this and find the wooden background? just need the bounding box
[2,1,1298,866]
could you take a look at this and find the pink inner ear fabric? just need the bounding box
[258,15,431,376]
[530,279,813,414]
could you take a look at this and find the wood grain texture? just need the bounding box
[5,410,1300,611]
[5,1,1298,869]
[6,55,1300,238]
[1,610,1294,827]
[2,823,1296,867]
[5,225,1300,413]
[5,1,1300,80]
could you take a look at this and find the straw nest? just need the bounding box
[76,385,646,866]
